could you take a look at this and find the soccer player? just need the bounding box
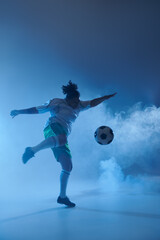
[10,81,117,207]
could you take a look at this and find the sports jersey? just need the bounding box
[36,98,91,135]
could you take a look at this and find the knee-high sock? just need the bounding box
[60,170,70,198]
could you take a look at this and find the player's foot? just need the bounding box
[22,147,35,164]
[57,196,76,208]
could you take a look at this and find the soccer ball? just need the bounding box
[94,126,114,145]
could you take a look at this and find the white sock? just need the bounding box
[60,170,70,198]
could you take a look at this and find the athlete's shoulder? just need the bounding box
[79,99,91,107]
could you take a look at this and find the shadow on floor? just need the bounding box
[1,189,160,223]
[0,207,66,224]
[77,207,160,220]
[1,204,160,225]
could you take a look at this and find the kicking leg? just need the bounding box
[22,134,67,164]
[32,134,67,153]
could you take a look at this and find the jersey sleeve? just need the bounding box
[79,100,91,111]
[36,100,51,113]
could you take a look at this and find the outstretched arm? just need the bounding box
[10,107,39,118]
[90,92,117,107]
[10,99,51,118]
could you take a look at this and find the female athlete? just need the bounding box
[10,81,117,207]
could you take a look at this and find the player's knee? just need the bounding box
[57,134,67,146]
[67,162,73,172]
[59,155,73,172]
[50,136,57,146]
[63,160,72,172]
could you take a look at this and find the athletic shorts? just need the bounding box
[43,122,72,162]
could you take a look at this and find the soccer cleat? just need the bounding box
[22,147,35,164]
[57,196,76,207]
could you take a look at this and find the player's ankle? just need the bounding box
[60,194,66,199]
[31,147,36,154]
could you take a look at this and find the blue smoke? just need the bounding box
[70,102,160,193]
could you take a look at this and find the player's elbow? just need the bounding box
[31,107,39,114]
[90,100,95,107]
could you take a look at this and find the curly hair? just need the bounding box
[62,80,80,99]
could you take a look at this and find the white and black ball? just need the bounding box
[94,126,114,145]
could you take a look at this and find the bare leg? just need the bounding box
[31,134,67,154]
[22,134,67,164]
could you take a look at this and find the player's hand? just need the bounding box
[105,92,117,99]
[10,110,19,118]
[111,92,117,97]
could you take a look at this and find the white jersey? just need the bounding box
[36,98,91,135]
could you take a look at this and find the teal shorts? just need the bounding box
[43,122,72,162]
